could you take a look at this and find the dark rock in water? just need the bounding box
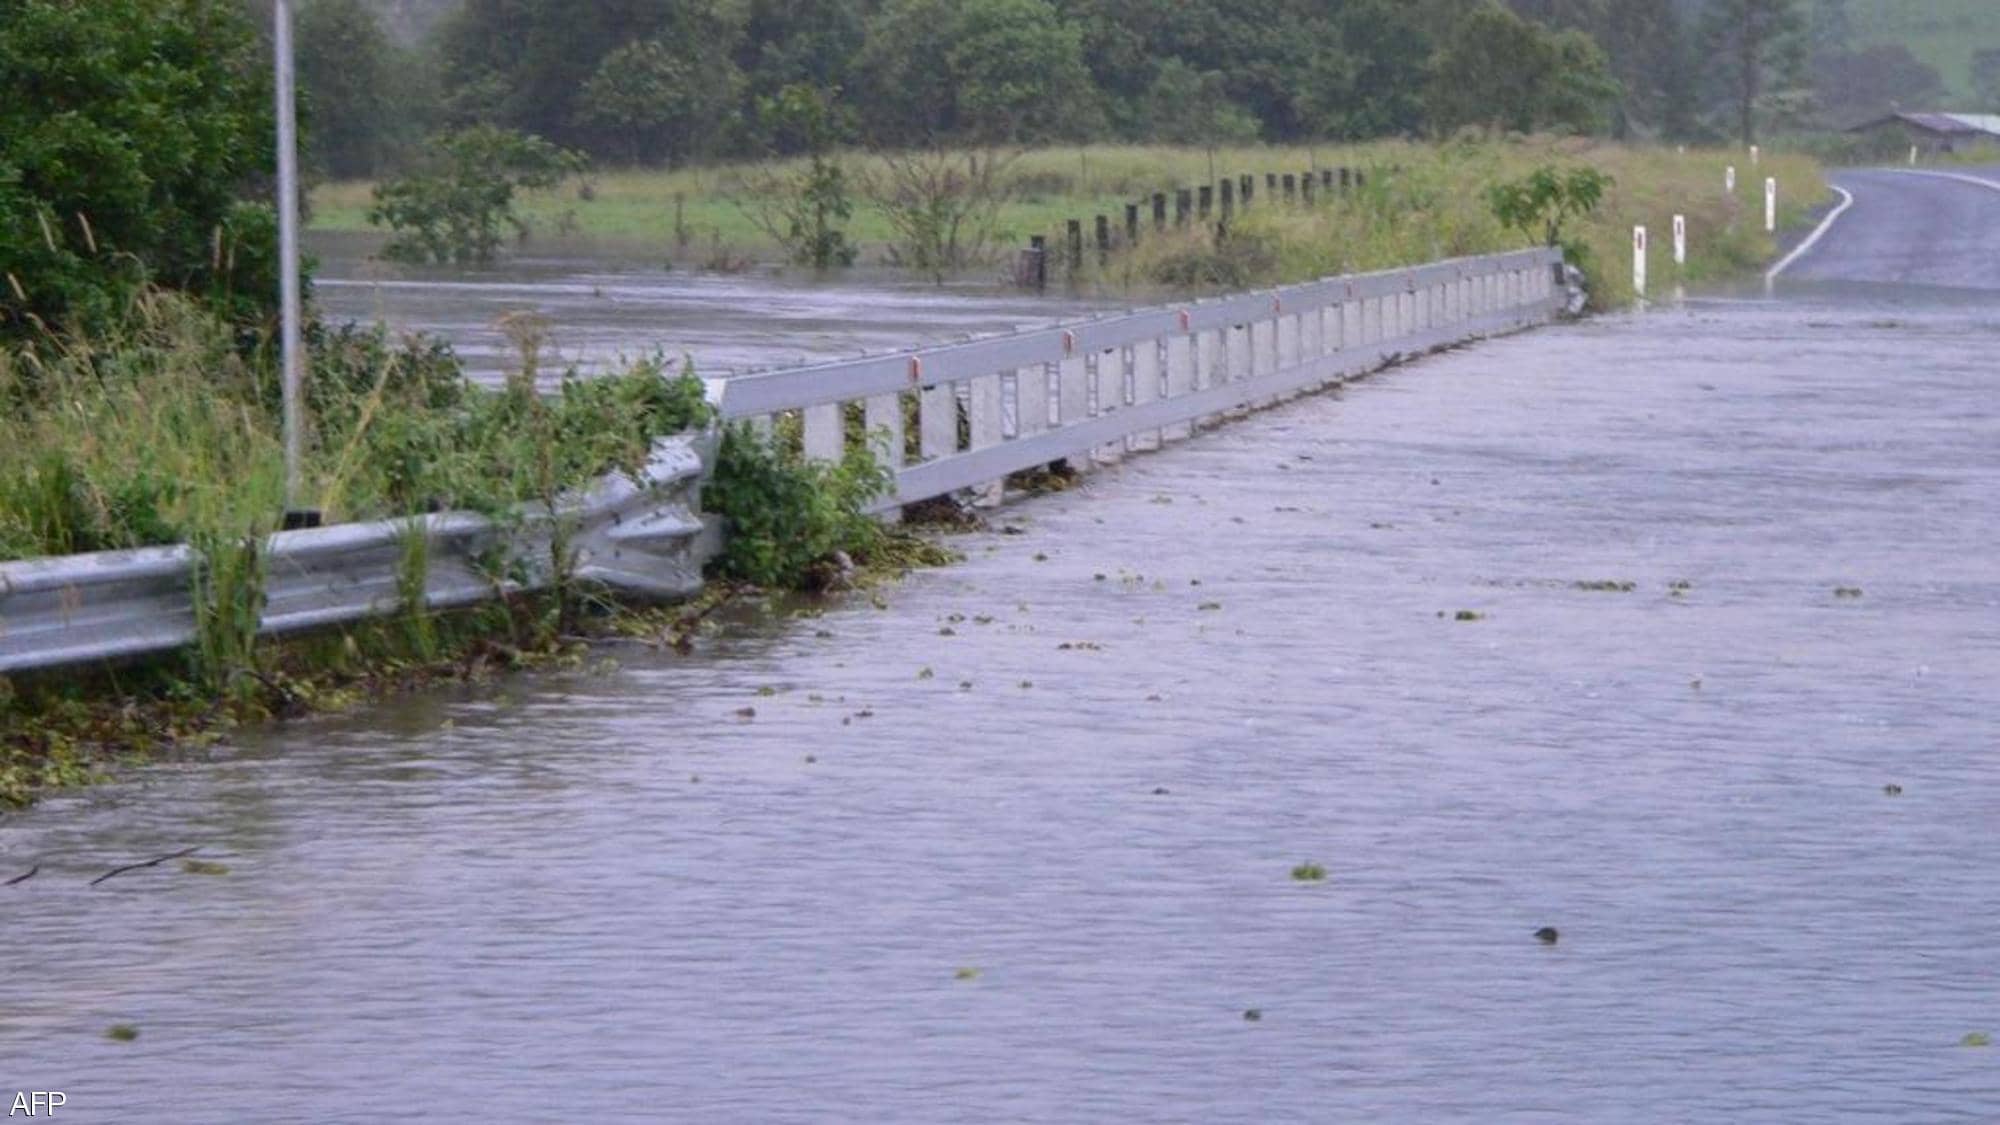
[1535,927,1560,945]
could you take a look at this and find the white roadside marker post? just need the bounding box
[1673,214,1687,266]
[1765,178,1777,233]
[1750,144,1760,167]
[1726,165,1737,194]
[1633,225,1648,301]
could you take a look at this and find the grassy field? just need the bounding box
[1850,0,2000,102]
[312,138,1827,307]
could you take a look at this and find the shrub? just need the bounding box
[369,126,587,264]
[702,425,891,588]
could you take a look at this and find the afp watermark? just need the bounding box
[8,1092,67,1117]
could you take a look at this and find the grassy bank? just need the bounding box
[312,138,1828,305]
[0,291,934,809]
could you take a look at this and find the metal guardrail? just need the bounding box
[0,434,713,674]
[0,247,1561,676]
[716,247,1566,512]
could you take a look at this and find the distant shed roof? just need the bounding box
[1849,112,2000,136]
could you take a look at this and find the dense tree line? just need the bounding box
[278,0,1966,178]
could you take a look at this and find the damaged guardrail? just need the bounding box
[0,432,714,674]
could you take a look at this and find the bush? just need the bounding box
[702,425,890,588]
[0,0,279,341]
[369,126,587,264]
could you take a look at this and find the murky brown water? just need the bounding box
[5,278,1996,1120]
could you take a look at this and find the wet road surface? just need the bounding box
[4,177,1999,1122]
[1789,167,2000,291]
[310,232,1129,385]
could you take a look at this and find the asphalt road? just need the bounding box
[1784,167,2000,291]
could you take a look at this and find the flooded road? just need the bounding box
[310,232,1129,385]
[5,183,2000,1121]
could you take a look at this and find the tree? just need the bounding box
[855,0,1100,145]
[0,0,279,339]
[1142,59,1260,157]
[368,126,586,264]
[1426,3,1620,135]
[574,39,744,166]
[1699,0,1807,146]
[1972,49,2000,112]
[1812,44,1945,128]
[1325,0,1432,138]
[435,0,746,154]
[295,0,398,178]
[743,86,858,269]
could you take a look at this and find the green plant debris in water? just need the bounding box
[1573,580,1636,592]
[1834,586,1864,599]
[1454,610,1485,621]
[1291,862,1327,882]
[1960,1032,1991,1047]
[105,1025,139,1042]
[954,967,980,981]
[180,859,231,876]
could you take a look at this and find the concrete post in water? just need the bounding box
[1152,192,1167,231]
[1672,214,1687,266]
[1095,214,1111,265]
[1175,188,1192,227]
[1025,234,1047,291]
[1198,184,1213,219]
[1126,203,1140,245]
[1726,165,1736,193]
[1764,178,1776,233]
[1066,218,1083,274]
[1632,225,1648,300]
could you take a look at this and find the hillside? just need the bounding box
[1848,0,2000,102]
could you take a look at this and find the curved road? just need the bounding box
[1782,166,2000,290]
[5,172,1999,1121]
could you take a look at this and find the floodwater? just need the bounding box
[5,188,1999,1121]
[310,232,1129,385]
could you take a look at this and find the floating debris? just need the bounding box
[180,859,230,876]
[105,1025,139,1042]
[1198,602,1223,612]
[1535,927,1560,945]
[917,666,934,680]
[1242,1008,1263,1022]
[954,967,981,981]
[1573,580,1637,593]
[1834,586,1864,599]
[1454,610,1485,622]
[1291,862,1327,882]
[1883,783,1903,796]
[1960,1032,1991,1048]
[733,706,756,720]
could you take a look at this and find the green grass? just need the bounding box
[1850,0,2000,102]
[314,138,1827,308]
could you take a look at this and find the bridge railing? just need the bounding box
[716,246,1565,512]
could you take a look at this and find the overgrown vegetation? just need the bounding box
[701,424,891,589]
[369,126,589,264]
[0,0,278,340]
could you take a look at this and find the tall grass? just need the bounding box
[312,137,1827,304]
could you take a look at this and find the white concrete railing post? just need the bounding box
[1632,225,1648,300]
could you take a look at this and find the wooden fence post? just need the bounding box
[1282,173,1296,201]
[1300,171,1314,204]
[1219,178,1234,221]
[1174,188,1191,227]
[1095,214,1111,265]
[1126,202,1140,245]
[1197,184,1213,219]
[1241,174,1254,205]
[1066,218,1083,275]
[1152,192,1167,231]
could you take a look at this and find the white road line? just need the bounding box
[1889,168,2000,195]
[1766,185,1855,282]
